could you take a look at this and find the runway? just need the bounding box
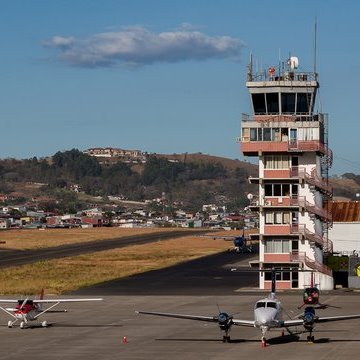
[0,229,208,268]
[1,249,360,359]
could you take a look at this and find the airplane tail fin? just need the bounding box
[270,269,276,299]
[38,289,45,310]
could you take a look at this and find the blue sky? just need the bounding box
[0,0,359,174]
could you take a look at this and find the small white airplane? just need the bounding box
[0,290,103,329]
[137,269,360,347]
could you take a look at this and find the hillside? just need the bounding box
[1,149,358,214]
[0,150,257,213]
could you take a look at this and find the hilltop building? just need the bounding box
[83,147,145,161]
[240,55,334,290]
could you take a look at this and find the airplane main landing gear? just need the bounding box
[41,321,48,328]
[7,320,13,328]
[307,335,315,343]
[20,321,25,329]
[222,335,231,343]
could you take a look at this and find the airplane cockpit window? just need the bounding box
[256,302,266,309]
[267,302,277,309]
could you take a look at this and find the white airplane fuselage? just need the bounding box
[253,297,282,334]
[14,309,40,321]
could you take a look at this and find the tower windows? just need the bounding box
[281,93,296,113]
[265,211,290,225]
[263,155,289,169]
[251,92,313,115]
[264,183,297,197]
[266,93,279,113]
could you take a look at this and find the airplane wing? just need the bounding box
[232,319,255,327]
[315,314,360,323]
[137,311,255,327]
[200,235,235,241]
[281,314,360,328]
[32,298,103,303]
[0,298,102,303]
[137,311,218,323]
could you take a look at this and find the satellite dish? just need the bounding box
[289,56,299,70]
[247,193,253,200]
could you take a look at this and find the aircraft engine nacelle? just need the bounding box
[303,287,319,305]
[302,307,316,329]
[217,312,233,331]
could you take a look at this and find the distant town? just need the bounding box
[0,147,258,231]
[0,198,258,231]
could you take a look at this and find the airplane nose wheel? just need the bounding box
[41,321,48,328]
[20,321,25,329]
[7,321,13,328]
[261,337,267,347]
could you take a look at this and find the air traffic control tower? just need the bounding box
[240,56,334,290]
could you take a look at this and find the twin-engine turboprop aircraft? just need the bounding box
[0,290,102,329]
[202,228,253,253]
[137,269,360,347]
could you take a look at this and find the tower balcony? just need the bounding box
[290,224,333,252]
[249,166,333,197]
[240,139,331,157]
[298,197,332,222]
[290,251,333,276]
[291,167,333,196]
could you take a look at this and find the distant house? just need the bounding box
[81,216,103,227]
[83,147,144,160]
[329,201,360,254]
[0,218,10,229]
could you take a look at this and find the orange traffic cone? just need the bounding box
[122,336,127,344]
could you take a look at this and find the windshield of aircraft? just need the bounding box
[267,302,277,309]
[255,302,266,309]
[255,301,277,309]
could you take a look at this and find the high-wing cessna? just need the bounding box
[0,290,103,329]
[137,269,360,347]
[202,228,253,253]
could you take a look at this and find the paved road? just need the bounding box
[0,230,208,268]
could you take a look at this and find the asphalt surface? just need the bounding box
[1,293,360,360]
[1,234,360,359]
[72,251,259,296]
[0,229,208,268]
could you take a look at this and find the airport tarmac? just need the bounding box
[1,293,360,360]
[1,253,360,359]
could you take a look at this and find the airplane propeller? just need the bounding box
[19,298,28,311]
[216,312,233,329]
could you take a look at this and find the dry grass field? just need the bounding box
[0,227,196,250]
[0,228,239,295]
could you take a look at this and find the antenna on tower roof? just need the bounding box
[313,16,318,79]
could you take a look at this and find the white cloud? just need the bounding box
[42,26,244,68]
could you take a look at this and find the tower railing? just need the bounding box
[290,251,333,276]
[290,224,333,253]
[248,71,317,83]
[298,196,332,222]
[290,166,333,195]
